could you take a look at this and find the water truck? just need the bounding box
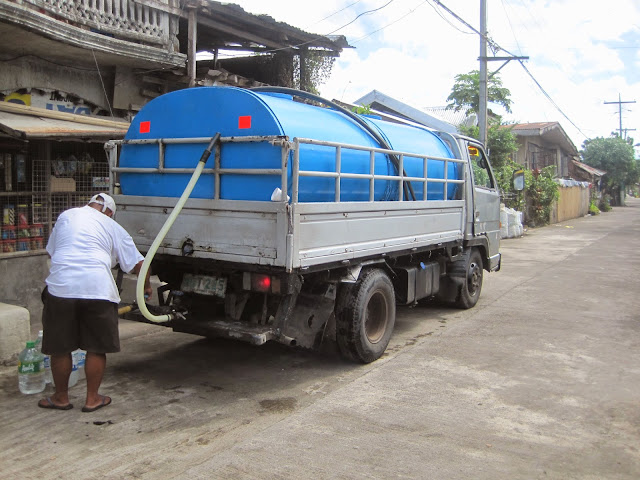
[106,86,501,363]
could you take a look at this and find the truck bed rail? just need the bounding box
[107,135,467,271]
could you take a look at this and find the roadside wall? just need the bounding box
[550,183,590,223]
[0,253,48,331]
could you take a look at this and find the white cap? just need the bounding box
[89,193,116,214]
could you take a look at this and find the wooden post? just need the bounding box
[188,8,197,88]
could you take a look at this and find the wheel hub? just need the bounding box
[365,291,388,344]
[468,262,481,296]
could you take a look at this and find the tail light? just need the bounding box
[243,273,281,294]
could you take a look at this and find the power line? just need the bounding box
[240,0,397,55]
[352,0,429,44]
[500,0,522,54]
[425,0,474,35]
[604,94,636,138]
[518,61,588,140]
[91,49,114,119]
[324,0,395,35]
[433,0,589,140]
[306,1,364,29]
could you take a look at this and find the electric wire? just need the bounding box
[518,60,588,140]
[500,0,522,54]
[434,0,589,140]
[351,0,428,44]
[324,0,395,34]
[306,0,364,28]
[425,0,474,35]
[239,0,397,55]
[91,49,114,119]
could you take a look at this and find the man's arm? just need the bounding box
[132,260,153,300]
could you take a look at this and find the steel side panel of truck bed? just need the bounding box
[114,195,465,271]
[293,200,464,268]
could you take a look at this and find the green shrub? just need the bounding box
[589,201,600,215]
[599,196,612,212]
[526,166,559,227]
[495,162,526,211]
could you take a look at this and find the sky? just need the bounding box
[227,0,640,153]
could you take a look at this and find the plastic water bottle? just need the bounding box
[34,330,52,384]
[68,349,86,388]
[75,349,86,382]
[18,341,45,394]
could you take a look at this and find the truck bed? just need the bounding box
[115,195,465,272]
[110,135,467,272]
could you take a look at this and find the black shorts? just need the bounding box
[41,289,120,355]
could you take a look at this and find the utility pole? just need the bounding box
[478,0,527,147]
[478,0,488,147]
[604,94,635,139]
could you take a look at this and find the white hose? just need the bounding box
[135,134,220,323]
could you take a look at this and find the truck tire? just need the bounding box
[450,248,483,309]
[336,269,396,363]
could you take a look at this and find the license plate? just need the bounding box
[181,273,227,298]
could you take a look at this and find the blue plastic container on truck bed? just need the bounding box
[119,87,458,202]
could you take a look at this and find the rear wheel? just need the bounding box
[336,269,396,363]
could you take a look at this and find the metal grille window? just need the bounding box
[1,142,110,256]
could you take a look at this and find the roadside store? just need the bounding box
[0,101,128,323]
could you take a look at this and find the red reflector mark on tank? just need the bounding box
[238,116,251,129]
[139,121,151,133]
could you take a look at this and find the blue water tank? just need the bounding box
[119,87,459,202]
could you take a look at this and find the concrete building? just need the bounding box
[0,0,348,356]
[509,122,580,178]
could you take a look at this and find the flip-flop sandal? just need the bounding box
[81,395,112,413]
[38,397,73,410]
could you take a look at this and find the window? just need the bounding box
[468,145,494,189]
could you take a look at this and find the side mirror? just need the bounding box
[513,170,525,191]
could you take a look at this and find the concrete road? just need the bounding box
[1,199,639,480]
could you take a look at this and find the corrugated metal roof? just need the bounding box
[572,160,606,177]
[509,122,559,135]
[194,1,350,53]
[508,121,579,156]
[423,107,476,128]
[354,90,458,134]
[0,103,128,140]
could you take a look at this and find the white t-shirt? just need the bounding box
[46,205,144,304]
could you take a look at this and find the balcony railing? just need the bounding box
[22,0,175,47]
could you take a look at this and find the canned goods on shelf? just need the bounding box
[30,224,44,237]
[30,237,44,250]
[16,239,30,251]
[1,225,16,240]
[1,239,16,253]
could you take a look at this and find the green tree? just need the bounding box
[581,135,639,205]
[458,122,518,169]
[448,70,518,169]
[446,70,512,115]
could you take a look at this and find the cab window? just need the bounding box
[468,145,494,189]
